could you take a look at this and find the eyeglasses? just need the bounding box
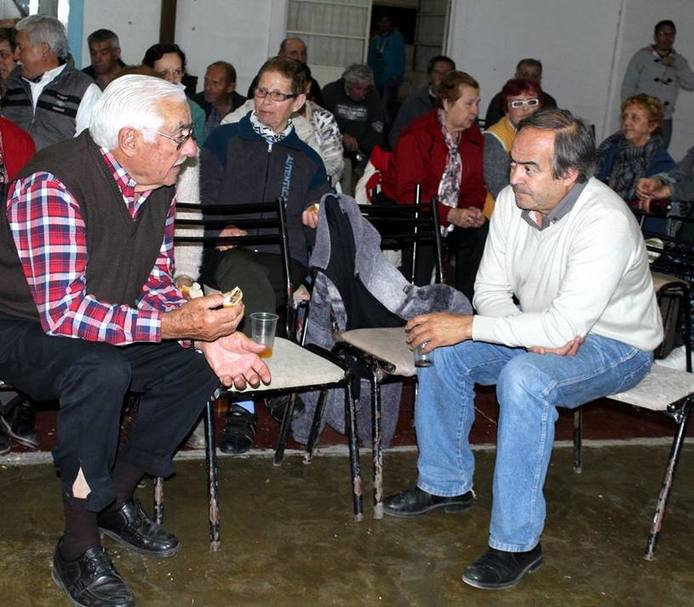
[158,68,184,79]
[509,98,540,109]
[254,86,297,102]
[142,126,195,150]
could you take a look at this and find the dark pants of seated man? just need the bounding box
[203,247,307,334]
[0,312,219,512]
[402,222,488,302]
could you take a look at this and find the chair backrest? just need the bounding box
[360,185,444,284]
[174,198,294,338]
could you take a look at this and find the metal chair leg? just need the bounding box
[304,389,329,464]
[274,392,298,466]
[153,477,164,524]
[371,369,383,519]
[644,403,691,560]
[204,397,221,551]
[573,409,583,473]
[344,378,363,521]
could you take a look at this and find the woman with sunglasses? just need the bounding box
[482,78,543,217]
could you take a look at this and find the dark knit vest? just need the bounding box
[0,131,174,321]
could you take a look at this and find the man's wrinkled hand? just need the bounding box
[161,294,244,341]
[529,336,584,356]
[197,333,271,389]
[405,312,473,353]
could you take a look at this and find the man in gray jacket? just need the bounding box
[621,20,694,148]
[2,15,100,150]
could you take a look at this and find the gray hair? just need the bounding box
[517,109,596,183]
[16,15,68,60]
[342,64,374,87]
[90,75,187,150]
[87,28,120,49]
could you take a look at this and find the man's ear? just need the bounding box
[117,127,139,158]
[561,166,580,188]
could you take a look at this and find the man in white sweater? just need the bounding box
[383,110,663,590]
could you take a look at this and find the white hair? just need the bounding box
[89,75,187,150]
[16,15,68,60]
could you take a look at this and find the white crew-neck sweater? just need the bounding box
[472,177,663,351]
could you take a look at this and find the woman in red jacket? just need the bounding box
[380,71,487,300]
[1,116,36,182]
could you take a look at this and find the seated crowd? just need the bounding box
[0,10,692,607]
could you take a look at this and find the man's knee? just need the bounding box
[59,345,131,396]
[497,354,555,406]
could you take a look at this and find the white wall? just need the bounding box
[607,0,694,160]
[448,0,622,137]
[81,0,286,94]
[448,0,694,160]
[175,0,287,94]
[82,0,161,68]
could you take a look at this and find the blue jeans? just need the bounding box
[414,334,653,552]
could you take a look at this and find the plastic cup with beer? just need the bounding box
[250,312,278,359]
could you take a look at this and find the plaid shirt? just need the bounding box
[6,148,185,345]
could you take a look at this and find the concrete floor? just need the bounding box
[1,443,694,606]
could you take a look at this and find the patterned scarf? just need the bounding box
[250,110,294,144]
[597,132,665,201]
[436,109,462,217]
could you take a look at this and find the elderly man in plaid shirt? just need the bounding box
[0,75,270,607]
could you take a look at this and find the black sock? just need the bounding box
[60,497,100,561]
[110,458,144,510]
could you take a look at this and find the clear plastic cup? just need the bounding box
[414,341,433,367]
[250,312,278,359]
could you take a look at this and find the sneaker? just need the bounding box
[1,397,38,449]
[219,404,256,454]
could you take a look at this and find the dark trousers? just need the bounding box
[0,313,219,511]
[402,222,488,302]
[204,247,307,335]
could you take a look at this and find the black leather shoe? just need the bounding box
[52,543,135,606]
[462,544,543,590]
[1,397,38,449]
[383,486,474,518]
[220,404,256,454]
[98,500,179,558]
[265,394,305,424]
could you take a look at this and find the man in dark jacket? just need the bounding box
[389,55,455,149]
[193,60,246,141]
[0,75,269,607]
[484,58,557,127]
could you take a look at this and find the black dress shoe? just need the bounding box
[462,544,543,590]
[52,543,135,606]
[98,500,179,558]
[1,397,38,449]
[383,486,474,518]
[220,404,256,454]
